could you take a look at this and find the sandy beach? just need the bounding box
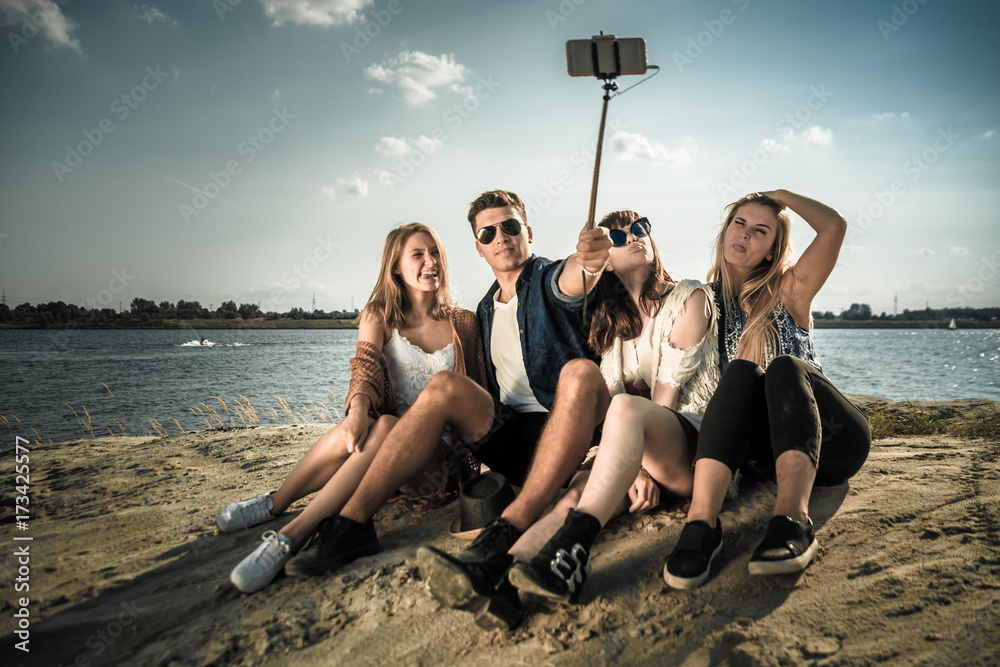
[2,396,998,666]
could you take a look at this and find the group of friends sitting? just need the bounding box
[214,188,872,631]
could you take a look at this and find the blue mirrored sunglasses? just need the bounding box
[609,217,651,247]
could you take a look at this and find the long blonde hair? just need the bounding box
[707,193,792,366]
[364,223,453,329]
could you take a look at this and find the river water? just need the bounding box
[1,328,997,444]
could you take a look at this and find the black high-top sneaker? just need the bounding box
[416,518,523,630]
[507,508,602,603]
[284,515,381,576]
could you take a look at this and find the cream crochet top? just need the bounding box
[600,279,720,417]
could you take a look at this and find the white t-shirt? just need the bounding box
[491,292,547,413]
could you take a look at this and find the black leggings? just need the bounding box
[696,356,871,487]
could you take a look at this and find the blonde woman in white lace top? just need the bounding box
[506,210,719,604]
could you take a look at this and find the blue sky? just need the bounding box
[0,0,997,316]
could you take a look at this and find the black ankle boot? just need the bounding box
[417,519,524,631]
[284,516,380,577]
[507,509,602,603]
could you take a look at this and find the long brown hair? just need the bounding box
[707,193,792,366]
[363,223,453,329]
[588,210,674,355]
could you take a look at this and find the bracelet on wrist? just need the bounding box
[579,262,604,278]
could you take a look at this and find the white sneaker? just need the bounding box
[231,531,292,593]
[216,493,275,532]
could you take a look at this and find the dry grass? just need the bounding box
[7,387,347,447]
[867,401,1000,440]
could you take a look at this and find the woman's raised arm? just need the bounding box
[766,189,846,320]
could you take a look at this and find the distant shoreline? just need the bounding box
[0,318,360,330]
[811,319,998,329]
[1,318,998,330]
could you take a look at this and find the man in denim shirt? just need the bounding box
[286,190,612,629]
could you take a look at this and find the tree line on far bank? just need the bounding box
[0,298,360,327]
[812,303,1000,322]
[1,299,997,328]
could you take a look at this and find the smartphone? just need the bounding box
[566,35,647,78]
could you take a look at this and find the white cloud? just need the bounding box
[366,87,383,95]
[982,129,995,140]
[317,185,336,200]
[917,247,936,257]
[134,4,177,26]
[610,131,693,165]
[259,0,372,27]
[336,175,369,197]
[873,112,910,121]
[800,125,833,147]
[777,125,833,149]
[363,51,470,106]
[950,246,969,255]
[375,136,410,157]
[842,245,864,254]
[0,0,82,53]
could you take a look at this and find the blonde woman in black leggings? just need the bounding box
[664,190,871,590]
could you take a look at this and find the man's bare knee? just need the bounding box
[417,371,470,407]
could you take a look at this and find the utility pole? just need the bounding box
[894,292,897,316]
[312,293,316,312]
[1,290,6,306]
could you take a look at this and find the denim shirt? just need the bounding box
[477,255,598,411]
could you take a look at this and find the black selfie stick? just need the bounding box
[576,35,659,319]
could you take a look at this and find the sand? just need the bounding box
[2,397,998,666]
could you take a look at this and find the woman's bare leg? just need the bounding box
[508,470,590,562]
[772,449,816,522]
[269,418,375,514]
[685,458,732,525]
[279,415,398,550]
[576,394,691,525]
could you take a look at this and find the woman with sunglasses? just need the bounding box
[219,223,486,593]
[664,190,871,590]
[504,209,720,603]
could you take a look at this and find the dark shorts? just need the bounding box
[466,397,548,486]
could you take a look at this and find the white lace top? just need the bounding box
[383,329,456,414]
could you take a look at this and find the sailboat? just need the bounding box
[947,318,957,330]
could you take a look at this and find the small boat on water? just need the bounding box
[947,318,957,330]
